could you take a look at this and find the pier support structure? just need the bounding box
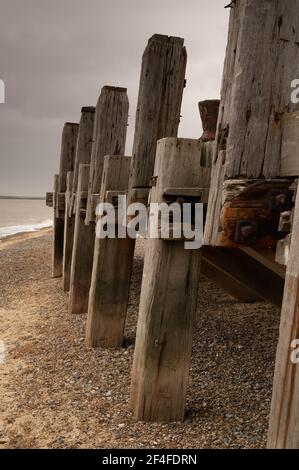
[51,122,79,278]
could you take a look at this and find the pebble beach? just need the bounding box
[0,230,280,449]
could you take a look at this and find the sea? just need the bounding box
[0,198,53,240]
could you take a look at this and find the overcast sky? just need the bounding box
[0,0,229,197]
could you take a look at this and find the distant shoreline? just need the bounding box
[0,196,45,200]
[0,226,52,249]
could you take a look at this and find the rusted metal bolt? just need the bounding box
[234,220,259,244]
[275,193,287,208]
[240,224,254,239]
[176,197,186,205]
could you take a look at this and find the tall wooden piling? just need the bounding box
[68,87,129,314]
[67,107,95,314]
[63,171,74,291]
[204,0,299,247]
[71,108,95,199]
[85,34,187,349]
[69,164,94,315]
[128,35,187,195]
[86,156,132,348]
[52,122,78,278]
[85,86,129,225]
[58,123,79,193]
[130,138,211,422]
[199,0,299,446]
[268,185,299,448]
[52,174,63,278]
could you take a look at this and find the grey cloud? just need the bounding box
[0,0,228,196]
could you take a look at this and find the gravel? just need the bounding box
[0,231,280,449]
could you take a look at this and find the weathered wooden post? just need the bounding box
[85,34,187,348]
[198,0,299,447]
[69,164,94,314]
[204,0,299,248]
[68,87,129,314]
[85,86,129,225]
[63,171,74,291]
[86,156,132,348]
[268,184,299,448]
[68,107,95,314]
[128,35,187,200]
[52,122,79,278]
[69,87,129,314]
[52,174,63,278]
[71,108,95,200]
[197,99,285,306]
[198,99,220,142]
[130,138,211,422]
[63,108,95,292]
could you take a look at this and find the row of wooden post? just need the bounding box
[48,0,299,448]
[49,34,199,423]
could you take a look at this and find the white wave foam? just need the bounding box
[0,219,53,239]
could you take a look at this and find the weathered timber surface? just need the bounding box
[69,164,95,314]
[275,234,291,266]
[205,0,299,245]
[89,34,187,348]
[58,123,79,194]
[202,247,284,307]
[198,100,220,142]
[52,175,64,278]
[71,107,95,201]
[281,111,299,177]
[129,34,187,194]
[63,171,74,292]
[130,138,211,422]
[86,156,132,349]
[268,187,299,448]
[210,178,294,248]
[66,108,94,302]
[85,87,129,224]
[46,192,53,208]
[51,123,78,277]
[201,255,260,303]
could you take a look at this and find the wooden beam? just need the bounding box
[85,156,132,348]
[268,188,299,448]
[206,177,294,248]
[201,247,284,307]
[201,256,260,303]
[130,138,211,422]
[241,246,286,279]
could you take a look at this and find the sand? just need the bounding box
[0,230,280,449]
